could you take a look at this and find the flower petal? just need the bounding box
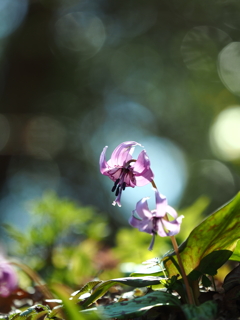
[110,141,141,167]
[135,197,153,219]
[135,167,154,186]
[161,215,184,236]
[99,146,110,174]
[133,150,151,174]
[165,205,178,219]
[105,167,122,181]
[155,219,168,237]
[155,191,168,217]
[129,210,153,234]
[0,261,18,297]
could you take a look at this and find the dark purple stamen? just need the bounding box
[111,179,120,192]
[122,182,126,190]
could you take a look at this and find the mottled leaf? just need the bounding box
[181,300,217,320]
[82,291,180,319]
[164,193,240,277]
[82,276,161,307]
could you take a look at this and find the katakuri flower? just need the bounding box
[100,141,154,207]
[129,190,184,250]
[0,258,18,297]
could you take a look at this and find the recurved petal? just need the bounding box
[99,146,110,174]
[155,191,168,217]
[110,141,140,167]
[135,197,153,219]
[165,205,178,219]
[129,211,153,234]
[133,150,151,174]
[135,168,154,186]
[160,215,184,236]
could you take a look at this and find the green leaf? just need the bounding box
[229,239,240,261]
[82,291,180,319]
[187,250,233,280]
[71,280,103,303]
[8,305,49,320]
[164,193,240,277]
[181,300,217,320]
[130,271,165,277]
[82,276,162,307]
[202,275,212,287]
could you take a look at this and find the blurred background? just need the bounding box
[0,0,240,288]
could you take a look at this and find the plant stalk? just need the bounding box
[151,180,194,305]
[170,236,194,305]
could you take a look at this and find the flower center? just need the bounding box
[111,169,128,197]
[110,160,137,199]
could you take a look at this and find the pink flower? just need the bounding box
[129,190,184,250]
[0,258,18,297]
[100,141,154,207]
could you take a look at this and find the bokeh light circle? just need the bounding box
[54,12,106,58]
[181,26,231,77]
[210,106,240,160]
[218,42,240,96]
[24,116,66,159]
[0,0,28,39]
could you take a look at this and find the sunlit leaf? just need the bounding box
[82,276,162,307]
[164,192,240,277]
[7,305,50,320]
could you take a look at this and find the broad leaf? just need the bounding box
[164,192,240,277]
[82,291,180,319]
[82,276,161,307]
[181,300,217,320]
[229,240,240,261]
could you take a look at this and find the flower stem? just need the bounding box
[151,180,194,305]
[170,236,194,305]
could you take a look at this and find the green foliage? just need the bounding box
[181,301,218,320]
[76,276,162,307]
[164,192,240,277]
[86,291,180,319]
[4,191,110,286]
[4,191,240,319]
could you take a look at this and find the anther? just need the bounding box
[122,182,126,190]
[111,179,120,192]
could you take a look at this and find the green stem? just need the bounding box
[151,180,194,305]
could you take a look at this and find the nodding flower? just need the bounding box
[129,190,184,250]
[100,141,154,207]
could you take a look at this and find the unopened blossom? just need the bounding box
[0,258,18,297]
[129,190,183,250]
[100,141,154,207]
